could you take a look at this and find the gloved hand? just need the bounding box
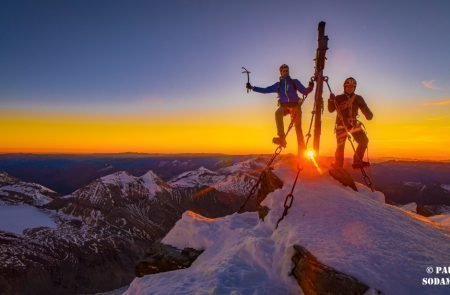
[328,93,335,104]
[246,82,253,90]
[308,80,314,89]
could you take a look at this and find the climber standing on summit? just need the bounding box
[246,64,314,156]
[328,77,373,169]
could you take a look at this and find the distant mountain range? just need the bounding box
[347,160,450,205]
[1,154,449,293]
[1,154,449,205]
[0,154,256,195]
[0,157,282,294]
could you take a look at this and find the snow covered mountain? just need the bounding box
[0,171,58,206]
[52,170,172,234]
[168,157,266,196]
[125,159,450,295]
[0,159,281,294]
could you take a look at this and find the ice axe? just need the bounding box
[241,67,251,93]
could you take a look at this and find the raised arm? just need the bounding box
[252,82,279,94]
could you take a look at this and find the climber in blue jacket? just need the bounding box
[247,64,314,156]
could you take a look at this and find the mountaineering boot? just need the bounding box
[272,136,287,147]
[352,161,370,169]
[328,165,358,191]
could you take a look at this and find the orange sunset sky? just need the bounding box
[1,1,450,161]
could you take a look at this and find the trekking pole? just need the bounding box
[242,67,251,93]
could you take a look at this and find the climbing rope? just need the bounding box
[275,93,316,229]
[323,76,374,192]
[275,164,302,229]
[237,117,296,213]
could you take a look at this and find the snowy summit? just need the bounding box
[125,159,450,295]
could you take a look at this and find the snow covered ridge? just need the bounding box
[99,170,169,198]
[441,184,450,192]
[0,171,58,206]
[401,203,450,228]
[58,170,174,226]
[126,164,450,295]
[0,171,17,184]
[168,157,266,196]
[64,170,170,204]
[168,166,220,188]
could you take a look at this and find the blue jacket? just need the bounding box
[253,76,309,104]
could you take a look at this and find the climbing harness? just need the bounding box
[323,76,374,192]
[242,67,251,94]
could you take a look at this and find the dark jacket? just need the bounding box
[253,76,310,105]
[328,93,373,129]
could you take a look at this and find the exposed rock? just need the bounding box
[135,242,203,277]
[257,168,283,205]
[423,204,450,215]
[416,204,434,217]
[291,244,381,295]
[240,168,283,214]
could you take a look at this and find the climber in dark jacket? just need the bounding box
[328,77,373,169]
[246,64,313,156]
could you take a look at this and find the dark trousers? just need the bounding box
[335,129,368,168]
[275,105,305,155]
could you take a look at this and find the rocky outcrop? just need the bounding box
[291,245,381,295]
[423,204,450,215]
[135,242,203,277]
[416,204,434,217]
[238,168,284,216]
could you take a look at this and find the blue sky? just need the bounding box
[1,0,449,113]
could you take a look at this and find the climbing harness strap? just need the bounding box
[323,77,374,192]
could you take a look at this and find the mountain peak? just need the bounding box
[140,170,169,195]
[218,157,266,174]
[0,172,57,206]
[100,171,135,186]
[168,166,219,188]
[197,166,215,173]
[126,161,450,295]
[0,171,17,184]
